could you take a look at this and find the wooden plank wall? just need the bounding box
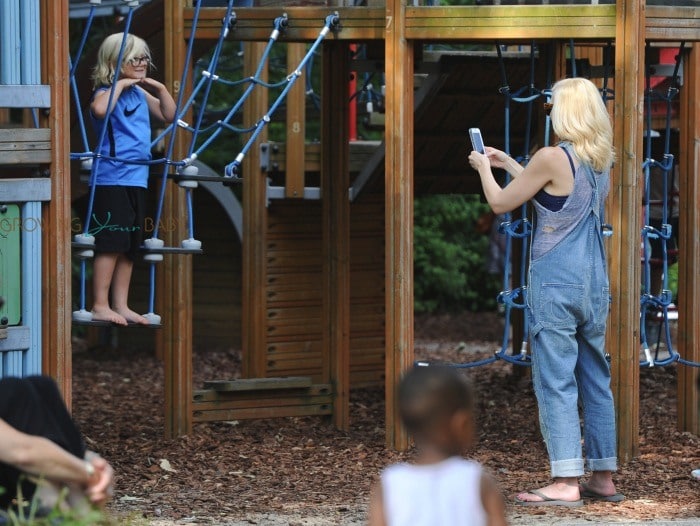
[191,191,242,351]
[265,192,385,387]
[348,193,385,387]
[266,200,324,379]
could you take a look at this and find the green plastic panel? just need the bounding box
[0,204,21,325]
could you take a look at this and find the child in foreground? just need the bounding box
[368,366,507,526]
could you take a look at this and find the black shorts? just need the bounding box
[648,217,679,264]
[90,185,146,259]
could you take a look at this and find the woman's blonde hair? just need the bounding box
[551,77,615,173]
[92,33,151,88]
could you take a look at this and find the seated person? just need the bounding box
[0,375,113,513]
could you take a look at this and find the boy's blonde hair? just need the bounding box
[92,32,151,88]
[551,77,615,173]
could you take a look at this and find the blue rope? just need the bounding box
[640,42,698,368]
[184,15,287,164]
[224,12,341,178]
[150,0,204,241]
[183,2,237,160]
[69,4,98,152]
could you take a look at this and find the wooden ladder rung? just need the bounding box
[203,376,313,392]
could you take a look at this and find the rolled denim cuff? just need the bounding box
[551,458,585,478]
[588,457,618,473]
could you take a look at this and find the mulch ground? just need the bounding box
[72,312,700,524]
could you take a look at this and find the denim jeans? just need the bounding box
[528,206,618,479]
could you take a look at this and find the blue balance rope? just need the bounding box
[224,12,341,178]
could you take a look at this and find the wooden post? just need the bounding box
[285,44,306,199]
[41,0,72,401]
[610,0,645,461]
[385,0,414,450]
[321,42,350,430]
[162,0,193,438]
[242,42,269,379]
[677,44,700,436]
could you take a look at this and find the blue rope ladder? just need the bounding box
[640,42,699,368]
[419,41,620,370]
[69,0,340,326]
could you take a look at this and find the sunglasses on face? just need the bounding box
[127,56,150,67]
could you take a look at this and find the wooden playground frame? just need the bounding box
[2,1,698,459]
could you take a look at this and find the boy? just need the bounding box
[369,366,507,526]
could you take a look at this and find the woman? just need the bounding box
[468,77,622,506]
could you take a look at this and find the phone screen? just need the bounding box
[469,128,485,154]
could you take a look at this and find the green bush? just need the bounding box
[667,262,678,301]
[414,195,501,313]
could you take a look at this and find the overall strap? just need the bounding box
[559,144,577,178]
[560,142,602,220]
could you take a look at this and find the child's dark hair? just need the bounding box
[398,366,475,436]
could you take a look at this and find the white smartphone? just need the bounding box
[469,127,485,154]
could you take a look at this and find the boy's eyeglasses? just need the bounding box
[128,56,150,67]
[543,102,553,116]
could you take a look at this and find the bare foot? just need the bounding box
[516,480,580,503]
[581,472,618,497]
[114,307,150,325]
[92,306,127,326]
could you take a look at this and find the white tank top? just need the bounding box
[381,457,486,526]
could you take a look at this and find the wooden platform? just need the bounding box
[192,377,332,422]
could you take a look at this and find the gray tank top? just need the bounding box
[530,142,610,260]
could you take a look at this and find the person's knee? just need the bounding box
[0,377,34,401]
[25,375,62,399]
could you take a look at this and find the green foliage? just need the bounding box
[0,482,142,526]
[667,262,678,301]
[414,195,500,313]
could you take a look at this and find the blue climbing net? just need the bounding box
[422,40,699,371]
[640,42,699,368]
[69,0,340,325]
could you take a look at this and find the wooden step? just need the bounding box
[203,376,313,392]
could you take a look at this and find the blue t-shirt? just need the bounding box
[90,85,151,188]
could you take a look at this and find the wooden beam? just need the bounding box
[609,0,645,463]
[0,128,51,164]
[385,0,414,451]
[285,44,307,199]
[406,5,616,41]
[40,0,72,402]
[162,0,193,439]
[677,44,700,436]
[321,41,351,430]
[242,42,269,379]
[184,7,385,42]
[185,5,700,43]
[645,6,700,41]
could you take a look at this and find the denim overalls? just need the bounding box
[527,143,617,478]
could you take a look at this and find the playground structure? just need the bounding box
[0,0,699,459]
